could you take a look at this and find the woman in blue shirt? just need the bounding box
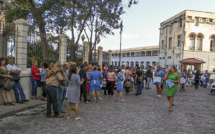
[40,62,49,101]
[154,65,165,98]
[88,66,103,103]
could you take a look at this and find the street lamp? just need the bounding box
[81,34,85,42]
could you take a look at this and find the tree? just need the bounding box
[5,0,62,60]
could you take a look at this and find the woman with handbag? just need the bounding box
[31,61,41,100]
[107,67,116,97]
[0,58,14,105]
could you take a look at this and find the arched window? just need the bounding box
[131,61,134,67]
[210,35,215,52]
[126,61,129,67]
[115,61,117,66]
[135,61,139,67]
[146,61,150,68]
[141,61,144,67]
[197,34,203,51]
[189,34,196,50]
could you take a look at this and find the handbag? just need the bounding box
[4,79,14,91]
[0,78,3,87]
[125,80,132,88]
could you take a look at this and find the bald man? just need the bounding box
[58,62,69,113]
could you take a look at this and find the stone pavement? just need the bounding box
[0,84,214,134]
[0,99,45,119]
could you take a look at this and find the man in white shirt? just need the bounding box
[6,58,29,104]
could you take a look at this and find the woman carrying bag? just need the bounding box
[0,58,14,105]
[164,66,180,112]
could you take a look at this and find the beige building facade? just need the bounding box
[159,10,215,72]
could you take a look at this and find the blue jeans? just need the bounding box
[31,78,38,97]
[205,78,209,88]
[46,85,59,116]
[58,85,67,113]
[136,83,142,95]
[13,81,26,102]
[146,77,151,88]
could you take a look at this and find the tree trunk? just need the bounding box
[38,21,48,60]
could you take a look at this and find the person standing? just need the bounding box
[86,67,91,101]
[67,65,84,120]
[107,67,116,96]
[40,62,49,101]
[103,67,109,95]
[45,61,65,118]
[116,69,125,102]
[195,69,201,89]
[161,68,166,94]
[164,66,180,112]
[88,66,103,102]
[154,66,165,97]
[79,64,89,104]
[125,66,132,95]
[6,58,29,104]
[186,69,193,87]
[135,67,143,96]
[31,60,41,100]
[58,62,69,113]
[180,69,187,91]
[204,70,210,88]
[0,58,14,105]
[145,66,152,89]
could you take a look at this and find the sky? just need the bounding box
[87,0,215,51]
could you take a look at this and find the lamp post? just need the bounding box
[119,21,123,67]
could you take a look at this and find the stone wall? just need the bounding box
[0,69,43,104]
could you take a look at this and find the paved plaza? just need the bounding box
[0,84,215,134]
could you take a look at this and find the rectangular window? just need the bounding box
[161,40,164,50]
[169,38,172,49]
[178,20,182,28]
[178,35,181,47]
[211,40,215,51]
[202,18,206,23]
[195,17,199,26]
[188,16,192,21]
[169,25,173,34]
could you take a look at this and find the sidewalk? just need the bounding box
[0,99,45,119]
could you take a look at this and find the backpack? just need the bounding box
[137,76,143,83]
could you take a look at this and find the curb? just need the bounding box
[0,102,45,119]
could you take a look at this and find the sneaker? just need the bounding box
[55,113,64,118]
[158,95,161,98]
[99,97,102,100]
[119,100,125,102]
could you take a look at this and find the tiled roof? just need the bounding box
[180,58,205,64]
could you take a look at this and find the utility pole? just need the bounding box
[119,21,123,67]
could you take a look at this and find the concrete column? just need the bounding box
[59,34,67,65]
[108,50,112,65]
[98,46,103,67]
[14,19,29,71]
[83,42,89,64]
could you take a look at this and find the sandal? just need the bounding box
[75,117,81,120]
[169,107,172,112]
[67,117,72,119]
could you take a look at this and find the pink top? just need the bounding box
[107,72,116,81]
[125,70,132,80]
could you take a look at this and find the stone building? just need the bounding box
[159,10,215,72]
[111,45,159,68]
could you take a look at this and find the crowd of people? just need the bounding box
[0,57,212,119]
